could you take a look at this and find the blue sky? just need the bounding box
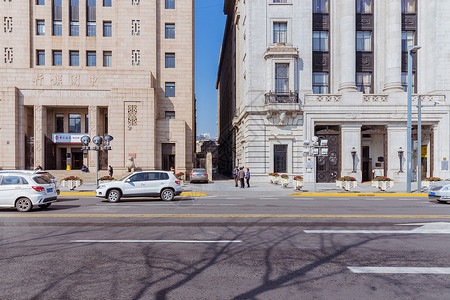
[195,0,227,139]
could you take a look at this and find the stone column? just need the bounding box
[340,124,362,181]
[338,0,357,92]
[34,105,46,169]
[88,105,99,169]
[383,0,403,92]
[387,124,407,182]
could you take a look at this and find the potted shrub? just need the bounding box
[268,173,274,183]
[175,172,185,183]
[422,177,442,189]
[98,175,116,185]
[293,175,303,190]
[272,173,280,184]
[60,175,83,190]
[336,176,357,191]
[281,174,290,187]
[372,176,394,191]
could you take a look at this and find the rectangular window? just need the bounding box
[165,0,175,9]
[273,0,287,3]
[356,31,372,51]
[313,31,328,51]
[313,0,328,13]
[313,72,329,94]
[273,22,287,43]
[87,51,96,66]
[69,114,81,133]
[274,145,287,173]
[70,51,79,66]
[275,63,289,94]
[103,51,112,67]
[36,20,45,35]
[36,50,45,66]
[55,113,64,133]
[87,22,96,36]
[85,114,89,133]
[356,0,372,13]
[53,21,62,36]
[70,22,79,36]
[132,49,140,66]
[402,0,415,13]
[356,72,372,94]
[165,53,175,68]
[103,21,112,37]
[165,111,175,119]
[402,31,415,52]
[165,82,175,97]
[53,50,62,66]
[401,72,415,92]
[37,0,45,5]
[165,23,175,39]
[103,0,111,7]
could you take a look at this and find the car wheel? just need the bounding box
[38,203,51,209]
[16,197,33,212]
[161,188,174,201]
[107,189,121,203]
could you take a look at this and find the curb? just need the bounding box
[290,193,428,197]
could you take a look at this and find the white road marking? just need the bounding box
[72,240,242,243]
[305,222,450,234]
[348,267,450,274]
[260,197,278,200]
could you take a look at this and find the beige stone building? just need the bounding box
[0,0,195,174]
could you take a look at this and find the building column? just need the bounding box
[88,105,99,169]
[383,0,403,92]
[338,0,357,92]
[387,124,407,182]
[34,105,46,169]
[340,124,362,181]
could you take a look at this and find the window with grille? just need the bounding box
[275,63,289,94]
[274,145,287,173]
[132,50,140,66]
[273,22,287,43]
[69,114,81,133]
[131,20,140,36]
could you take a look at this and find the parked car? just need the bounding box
[96,171,182,202]
[190,168,209,183]
[0,172,58,212]
[428,181,450,203]
[0,170,60,195]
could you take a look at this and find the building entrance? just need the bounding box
[71,149,83,170]
[361,126,387,182]
[315,126,340,183]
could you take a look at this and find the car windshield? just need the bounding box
[120,174,132,181]
[33,176,52,184]
[193,169,205,173]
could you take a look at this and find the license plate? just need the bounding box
[429,192,435,196]
[47,188,53,193]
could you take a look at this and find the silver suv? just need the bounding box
[96,171,183,202]
[0,172,58,212]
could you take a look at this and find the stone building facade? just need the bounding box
[217,0,450,183]
[0,0,195,173]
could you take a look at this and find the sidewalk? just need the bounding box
[59,180,428,196]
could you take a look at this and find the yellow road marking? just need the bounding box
[0,214,448,219]
[60,192,207,196]
[290,193,428,197]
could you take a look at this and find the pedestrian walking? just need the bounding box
[233,166,239,187]
[245,168,250,188]
[108,165,113,177]
[238,167,245,188]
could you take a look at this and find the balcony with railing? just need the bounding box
[265,91,299,104]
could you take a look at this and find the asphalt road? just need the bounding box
[0,187,449,300]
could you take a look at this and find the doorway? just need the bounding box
[71,148,83,170]
[59,148,67,170]
[362,146,371,182]
[162,143,175,171]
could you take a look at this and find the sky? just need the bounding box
[195,0,227,139]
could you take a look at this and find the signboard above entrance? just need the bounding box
[52,133,86,144]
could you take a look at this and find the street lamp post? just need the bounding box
[303,136,328,192]
[417,95,422,192]
[351,147,357,173]
[81,135,114,186]
[398,147,404,173]
[407,45,421,193]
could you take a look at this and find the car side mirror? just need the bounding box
[125,179,131,183]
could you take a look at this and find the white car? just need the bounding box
[0,172,58,212]
[0,170,60,195]
[428,181,450,203]
[96,171,182,202]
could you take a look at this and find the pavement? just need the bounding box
[59,179,429,196]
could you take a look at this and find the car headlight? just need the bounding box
[97,185,106,189]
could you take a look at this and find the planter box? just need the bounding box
[272,177,280,184]
[294,180,303,190]
[336,180,357,191]
[422,181,442,189]
[372,180,394,191]
[98,180,115,185]
[281,178,290,187]
[269,175,274,183]
[61,180,82,190]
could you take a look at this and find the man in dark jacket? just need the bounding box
[238,167,245,188]
[233,166,239,187]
